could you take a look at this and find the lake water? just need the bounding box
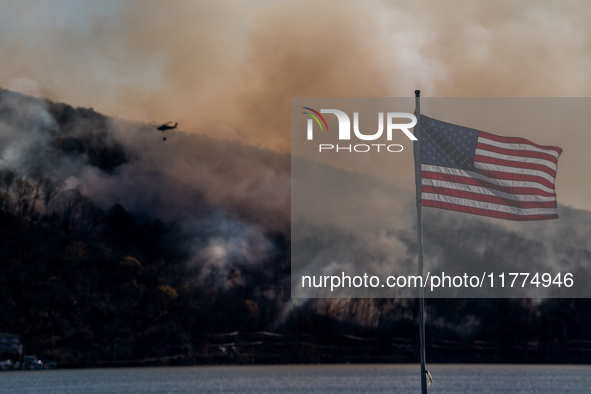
[0,364,589,393]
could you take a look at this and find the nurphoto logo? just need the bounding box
[303,107,417,153]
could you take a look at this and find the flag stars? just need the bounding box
[421,117,479,170]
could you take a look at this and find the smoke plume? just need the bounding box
[2,0,591,153]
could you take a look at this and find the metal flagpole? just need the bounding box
[413,90,429,393]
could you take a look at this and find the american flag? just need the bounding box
[419,115,562,221]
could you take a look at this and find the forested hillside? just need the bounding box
[1,88,591,366]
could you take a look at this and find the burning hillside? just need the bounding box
[2,88,591,365]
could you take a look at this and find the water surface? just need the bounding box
[0,364,589,393]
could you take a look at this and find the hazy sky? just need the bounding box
[1,0,590,209]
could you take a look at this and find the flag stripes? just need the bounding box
[473,154,557,176]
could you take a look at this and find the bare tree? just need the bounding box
[0,169,16,194]
[15,177,33,216]
[51,189,83,235]
[42,177,61,215]
[50,189,102,237]
[76,195,103,237]
[28,168,44,217]
[0,169,16,212]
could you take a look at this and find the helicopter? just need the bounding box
[156,122,178,131]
